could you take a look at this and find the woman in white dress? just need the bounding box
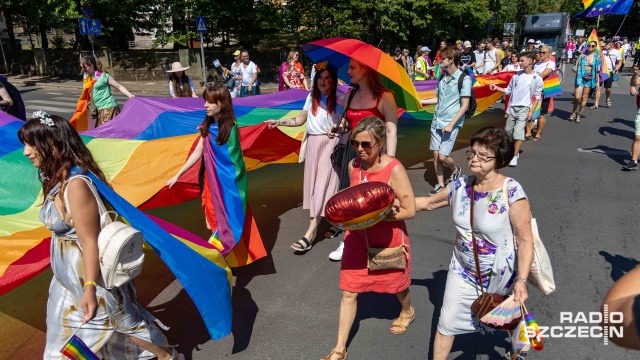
[20,111,183,360]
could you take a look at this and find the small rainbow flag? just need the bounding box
[222,68,230,78]
[60,334,99,360]
[542,73,562,98]
[531,97,542,122]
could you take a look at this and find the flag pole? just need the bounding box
[614,14,628,37]
[596,15,600,30]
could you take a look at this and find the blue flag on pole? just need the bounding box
[574,0,634,18]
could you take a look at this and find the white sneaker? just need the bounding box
[329,241,344,261]
[509,154,519,167]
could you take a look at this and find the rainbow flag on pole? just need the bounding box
[60,334,100,360]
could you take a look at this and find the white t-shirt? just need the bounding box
[622,44,631,57]
[505,71,543,107]
[240,61,258,86]
[533,60,556,77]
[602,49,622,72]
[231,62,243,87]
[474,50,485,74]
[501,64,521,72]
[484,48,499,74]
[302,93,341,135]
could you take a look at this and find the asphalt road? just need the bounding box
[2,64,640,360]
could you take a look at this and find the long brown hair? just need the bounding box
[356,61,388,100]
[18,114,108,206]
[311,66,338,116]
[200,82,235,144]
[170,72,193,98]
[81,55,104,75]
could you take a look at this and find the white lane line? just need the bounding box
[46,92,64,95]
[25,104,76,113]
[577,148,630,156]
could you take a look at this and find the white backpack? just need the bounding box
[64,175,145,289]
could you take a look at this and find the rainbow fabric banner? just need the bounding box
[69,75,98,131]
[87,173,233,340]
[60,334,100,360]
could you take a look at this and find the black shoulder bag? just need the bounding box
[330,85,359,165]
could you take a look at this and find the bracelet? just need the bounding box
[515,277,528,285]
[84,281,97,290]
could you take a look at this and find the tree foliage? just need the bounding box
[1,0,638,51]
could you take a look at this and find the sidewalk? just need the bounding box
[4,74,279,95]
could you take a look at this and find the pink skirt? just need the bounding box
[303,134,340,217]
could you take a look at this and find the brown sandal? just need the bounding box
[320,348,347,360]
[389,306,415,334]
[569,112,577,122]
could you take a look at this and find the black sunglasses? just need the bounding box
[350,139,377,149]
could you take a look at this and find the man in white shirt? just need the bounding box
[239,49,259,97]
[598,41,622,108]
[490,51,543,167]
[529,45,556,141]
[473,42,486,75]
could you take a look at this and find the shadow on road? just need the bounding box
[412,270,511,359]
[599,251,639,282]
[609,118,635,129]
[579,145,629,165]
[599,126,635,140]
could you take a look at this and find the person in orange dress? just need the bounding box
[321,116,416,360]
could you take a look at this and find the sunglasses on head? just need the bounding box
[350,139,377,149]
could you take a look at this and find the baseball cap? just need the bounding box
[233,50,241,56]
[421,46,431,52]
[395,47,401,52]
[535,40,542,44]
[463,41,472,48]
[527,39,535,44]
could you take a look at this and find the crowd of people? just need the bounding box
[18,30,640,359]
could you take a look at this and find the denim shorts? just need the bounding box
[429,126,460,156]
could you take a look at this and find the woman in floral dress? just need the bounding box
[415,127,534,360]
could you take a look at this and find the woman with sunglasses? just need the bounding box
[266,62,340,252]
[571,41,602,123]
[321,116,416,360]
[327,59,399,261]
[414,126,534,360]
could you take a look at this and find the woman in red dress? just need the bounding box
[321,116,416,360]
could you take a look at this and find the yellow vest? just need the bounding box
[415,57,428,81]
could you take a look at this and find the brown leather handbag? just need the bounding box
[469,178,520,331]
[366,228,408,271]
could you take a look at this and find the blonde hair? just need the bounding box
[351,116,386,152]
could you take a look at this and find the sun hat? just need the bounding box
[463,41,472,48]
[166,62,190,73]
[233,50,241,56]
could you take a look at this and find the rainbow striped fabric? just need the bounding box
[584,29,610,82]
[542,74,562,99]
[201,123,266,266]
[60,334,99,360]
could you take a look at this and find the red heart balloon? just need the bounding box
[324,181,395,230]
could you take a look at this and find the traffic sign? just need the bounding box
[79,18,102,36]
[196,16,207,33]
[81,4,93,18]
